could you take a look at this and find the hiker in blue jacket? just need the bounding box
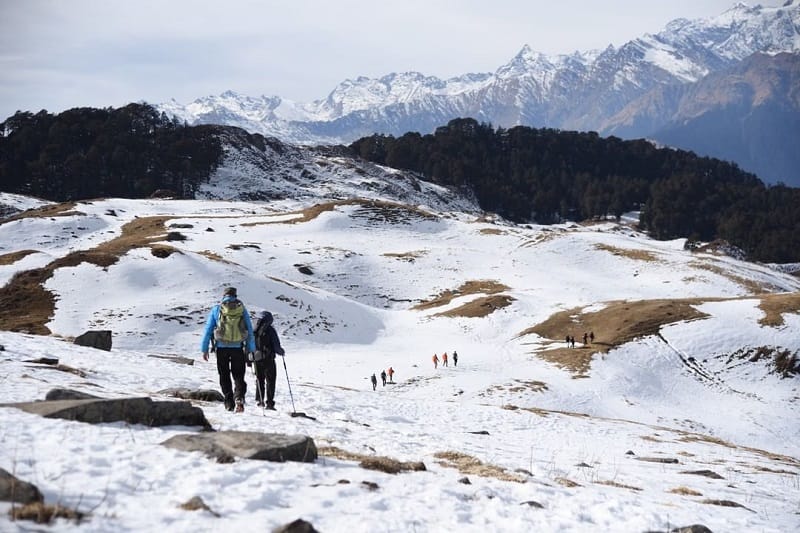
[201,287,256,412]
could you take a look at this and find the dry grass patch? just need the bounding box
[434,451,527,483]
[594,243,660,262]
[554,477,581,488]
[383,250,427,261]
[757,292,800,327]
[701,499,753,512]
[690,260,771,294]
[479,228,506,235]
[669,486,703,496]
[413,280,510,311]
[244,199,437,227]
[318,446,426,474]
[0,216,171,333]
[198,250,236,264]
[0,201,81,225]
[676,434,736,448]
[432,294,515,318]
[594,479,642,492]
[519,299,708,376]
[9,502,86,524]
[0,250,38,265]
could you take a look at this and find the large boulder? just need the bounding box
[45,388,101,401]
[162,431,317,463]
[73,330,112,351]
[0,468,43,504]
[3,397,211,429]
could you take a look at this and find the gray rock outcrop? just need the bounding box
[73,330,112,351]
[44,388,102,401]
[162,431,317,463]
[0,468,43,504]
[3,397,211,429]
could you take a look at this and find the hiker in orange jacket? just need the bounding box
[387,367,395,383]
[432,353,439,369]
[442,352,448,367]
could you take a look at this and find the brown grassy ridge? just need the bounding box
[519,292,800,376]
[758,292,800,327]
[0,250,38,265]
[593,243,660,262]
[519,299,709,376]
[241,199,437,227]
[318,446,426,474]
[411,279,515,318]
[0,215,172,333]
[0,201,81,224]
[433,451,527,483]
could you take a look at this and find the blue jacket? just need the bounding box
[200,296,256,353]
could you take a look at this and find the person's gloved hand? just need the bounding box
[202,351,209,361]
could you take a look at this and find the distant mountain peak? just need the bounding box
[157,2,800,184]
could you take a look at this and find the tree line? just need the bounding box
[0,103,222,201]
[2,108,797,263]
[350,118,800,263]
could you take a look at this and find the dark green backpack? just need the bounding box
[214,300,247,344]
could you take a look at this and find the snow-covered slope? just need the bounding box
[1,185,799,531]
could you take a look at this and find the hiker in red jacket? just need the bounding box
[432,353,439,369]
[387,367,395,383]
[442,352,448,367]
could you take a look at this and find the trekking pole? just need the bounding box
[281,355,298,414]
[251,363,265,416]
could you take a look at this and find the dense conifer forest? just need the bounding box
[350,118,800,263]
[0,103,222,200]
[1,108,798,263]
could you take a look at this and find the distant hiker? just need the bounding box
[432,353,439,369]
[387,367,395,383]
[380,370,387,386]
[583,332,589,346]
[201,286,256,413]
[252,310,285,410]
[589,331,595,343]
[565,335,570,347]
[442,352,449,367]
[371,373,377,390]
[453,350,458,367]
[570,336,576,349]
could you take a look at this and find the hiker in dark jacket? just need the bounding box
[380,370,387,386]
[371,373,378,390]
[201,287,256,412]
[252,310,285,410]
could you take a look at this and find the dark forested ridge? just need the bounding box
[2,107,798,263]
[350,118,800,264]
[0,103,223,201]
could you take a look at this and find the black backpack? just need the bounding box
[253,319,274,360]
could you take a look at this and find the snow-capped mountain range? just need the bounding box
[158,2,800,148]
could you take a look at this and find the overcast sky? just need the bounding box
[0,1,783,120]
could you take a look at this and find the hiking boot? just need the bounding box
[235,401,244,413]
[224,400,234,412]
[266,403,276,411]
[256,401,264,407]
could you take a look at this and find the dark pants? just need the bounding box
[254,356,277,406]
[216,347,247,405]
